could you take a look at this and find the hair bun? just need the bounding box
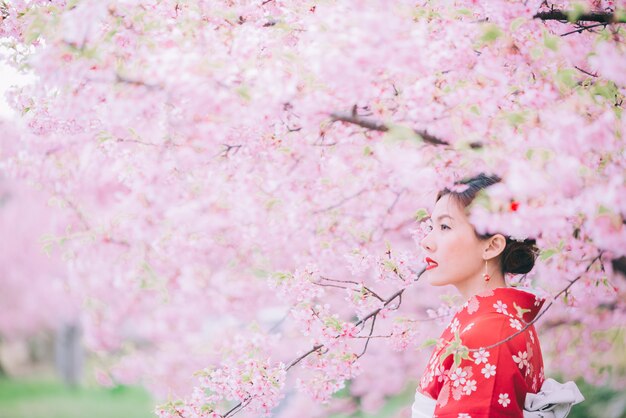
[501,238,539,275]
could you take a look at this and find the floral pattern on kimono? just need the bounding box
[417,287,546,418]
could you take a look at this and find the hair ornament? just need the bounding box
[509,234,527,243]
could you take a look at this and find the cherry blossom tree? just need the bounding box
[1,0,625,416]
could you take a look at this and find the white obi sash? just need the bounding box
[411,378,584,418]
[410,391,436,418]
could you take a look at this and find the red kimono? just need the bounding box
[417,287,546,417]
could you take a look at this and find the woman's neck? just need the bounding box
[455,272,507,302]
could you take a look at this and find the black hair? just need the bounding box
[436,173,538,275]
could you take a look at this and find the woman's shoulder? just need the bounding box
[456,286,545,324]
[459,311,536,350]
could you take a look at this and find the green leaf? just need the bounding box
[236,85,251,101]
[510,17,526,32]
[383,259,398,271]
[567,3,587,23]
[556,68,578,90]
[414,208,429,222]
[530,45,543,60]
[419,338,438,349]
[384,123,422,143]
[513,302,531,319]
[440,330,470,368]
[252,268,269,278]
[505,111,527,127]
[324,316,343,332]
[271,271,292,283]
[540,248,557,261]
[40,234,57,256]
[480,24,503,43]
[543,33,559,51]
[592,81,619,101]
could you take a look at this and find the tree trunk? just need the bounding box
[55,322,83,387]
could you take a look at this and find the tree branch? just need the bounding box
[612,255,626,278]
[534,10,626,24]
[329,111,478,148]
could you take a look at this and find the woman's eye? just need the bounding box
[440,224,450,230]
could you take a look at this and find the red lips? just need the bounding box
[425,257,438,270]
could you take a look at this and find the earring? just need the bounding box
[483,259,491,282]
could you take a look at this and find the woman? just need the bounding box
[412,173,582,418]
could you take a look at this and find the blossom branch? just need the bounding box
[221,265,427,416]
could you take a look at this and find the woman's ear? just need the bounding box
[484,233,507,259]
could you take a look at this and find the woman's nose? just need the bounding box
[420,233,434,253]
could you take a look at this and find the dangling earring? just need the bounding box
[483,259,491,282]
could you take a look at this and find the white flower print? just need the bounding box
[499,393,511,407]
[421,370,434,387]
[472,348,490,365]
[481,363,496,378]
[434,363,445,383]
[449,367,468,387]
[449,317,460,333]
[509,318,523,330]
[458,414,472,418]
[462,379,477,395]
[462,322,475,333]
[512,351,529,369]
[493,300,508,314]
[525,362,533,377]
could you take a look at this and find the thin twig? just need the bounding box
[574,66,599,77]
[319,276,360,285]
[285,344,325,371]
[560,22,608,36]
[318,276,385,302]
[356,315,377,358]
[312,282,351,291]
[312,188,368,214]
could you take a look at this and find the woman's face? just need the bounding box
[419,194,487,288]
